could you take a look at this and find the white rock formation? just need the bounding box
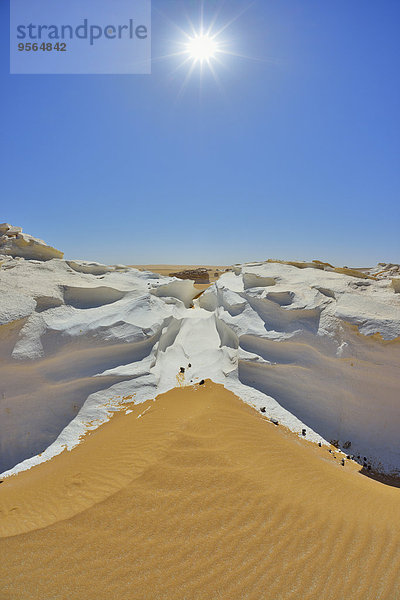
[200,262,400,474]
[0,232,399,478]
[0,223,63,261]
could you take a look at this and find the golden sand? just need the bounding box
[1,382,400,599]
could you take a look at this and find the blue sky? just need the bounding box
[1,0,399,265]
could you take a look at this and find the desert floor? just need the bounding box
[1,381,400,599]
[131,264,229,292]
[130,264,229,280]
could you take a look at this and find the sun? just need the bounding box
[185,34,219,63]
[159,4,250,96]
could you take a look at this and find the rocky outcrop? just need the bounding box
[0,239,399,480]
[369,262,400,279]
[169,268,210,284]
[200,261,400,475]
[0,223,63,261]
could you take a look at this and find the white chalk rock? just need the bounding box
[0,223,11,235]
[66,260,114,275]
[0,249,399,480]
[0,225,63,261]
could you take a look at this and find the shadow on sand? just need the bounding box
[359,467,400,489]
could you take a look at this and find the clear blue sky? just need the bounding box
[1,0,399,265]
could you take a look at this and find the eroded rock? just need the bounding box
[0,224,63,261]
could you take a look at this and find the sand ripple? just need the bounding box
[1,382,400,599]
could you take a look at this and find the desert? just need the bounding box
[0,224,399,599]
[3,2,399,597]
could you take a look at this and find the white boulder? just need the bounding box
[0,223,63,261]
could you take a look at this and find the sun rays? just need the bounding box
[152,2,253,97]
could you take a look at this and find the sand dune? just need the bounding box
[1,234,399,598]
[1,382,400,599]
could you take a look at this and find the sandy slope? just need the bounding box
[1,382,400,600]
